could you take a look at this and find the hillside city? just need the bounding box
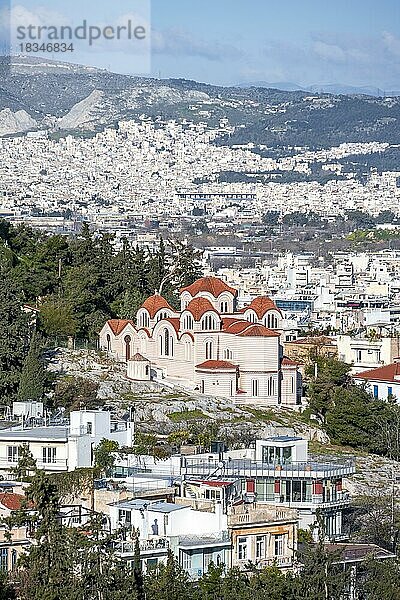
[1,28,400,600]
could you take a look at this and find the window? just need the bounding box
[0,549,7,572]
[237,537,248,560]
[290,377,294,394]
[184,340,192,361]
[201,315,217,330]
[205,489,221,500]
[267,376,275,396]
[87,422,93,434]
[204,551,213,572]
[160,328,173,357]
[205,340,213,360]
[274,535,285,557]
[220,301,229,313]
[256,536,265,559]
[124,335,131,361]
[224,348,233,360]
[140,312,149,328]
[42,447,56,464]
[181,551,192,571]
[356,349,362,362]
[118,509,131,524]
[373,385,379,398]
[252,379,259,397]
[7,446,19,463]
[106,334,111,351]
[201,380,205,394]
[183,314,193,330]
[388,386,393,397]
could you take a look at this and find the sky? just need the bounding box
[1,0,400,89]
[150,0,400,89]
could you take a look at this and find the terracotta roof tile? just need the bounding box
[238,324,280,338]
[196,360,237,370]
[241,296,281,318]
[130,353,149,362]
[0,493,26,511]
[282,357,302,367]
[107,319,135,336]
[181,276,237,298]
[141,295,174,319]
[354,362,400,383]
[164,317,180,334]
[186,297,219,321]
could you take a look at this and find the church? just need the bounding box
[99,277,302,407]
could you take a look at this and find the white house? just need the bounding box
[0,410,134,474]
[354,360,400,401]
[99,276,302,407]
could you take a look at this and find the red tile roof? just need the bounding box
[354,362,400,383]
[130,353,149,362]
[107,319,135,336]
[164,317,180,334]
[186,297,219,321]
[196,360,237,370]
[181,276,237,298]
[282,357,302,367]
[238,324,280,338]
[0,492,25,511]
[141,295,174,319]
[241,296,281,318]
[222,319,280,338]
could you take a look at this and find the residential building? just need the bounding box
[0,409,134,475]
[353,359,400,401]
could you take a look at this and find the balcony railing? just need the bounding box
[114,538,169,555]
[183,457,355,479]
[0,458,68,470]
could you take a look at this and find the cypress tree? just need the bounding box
[18,333,46,402]
[0,266,30,404]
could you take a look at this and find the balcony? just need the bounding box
[0,458,68,471]
[114,538,169,556]
[258,555,293,568]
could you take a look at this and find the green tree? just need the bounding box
[94,438,120,476]
[144,550,192,600]
[39,298,78,338]
[0,266,30,404]
[10,444,37,482]
[18,333,47,402]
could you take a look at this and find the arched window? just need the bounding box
[220,301,229,314]
[140,312,149,328]
[184,340,192,361]
[201,314,217,331]
[160,328,173,357]
[205,340,213,360]
[224,348,233,360]
[252,379,259,396]
[106,334,111,352]
[124,335,131,361]
[184,314,194,330]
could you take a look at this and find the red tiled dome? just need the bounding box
[241,296,281,318]
[141,294,174,319]
[180,276,237,298]
[186,297,219,321]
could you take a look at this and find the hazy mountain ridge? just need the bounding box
[1,56,400,159]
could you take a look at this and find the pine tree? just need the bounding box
[0,266,30,404]
[17,333,46,402]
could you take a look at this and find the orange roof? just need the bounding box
[354,362,400,383]
[282,357,302,367]
[241,296,281,318]
[186,297,219,321]
[223,320,253,334]
[164,317,180,334]
[0,492,25,511]
[141,294,174,319]
[238,324,280,338]
[196,360,237,370]
[130,353,149,362]
[180,276,237,298]
[107,319,135,336]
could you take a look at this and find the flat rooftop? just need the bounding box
[110,499,189,513]
[0,426,68,442]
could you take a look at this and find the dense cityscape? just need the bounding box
[1,1,400,599]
